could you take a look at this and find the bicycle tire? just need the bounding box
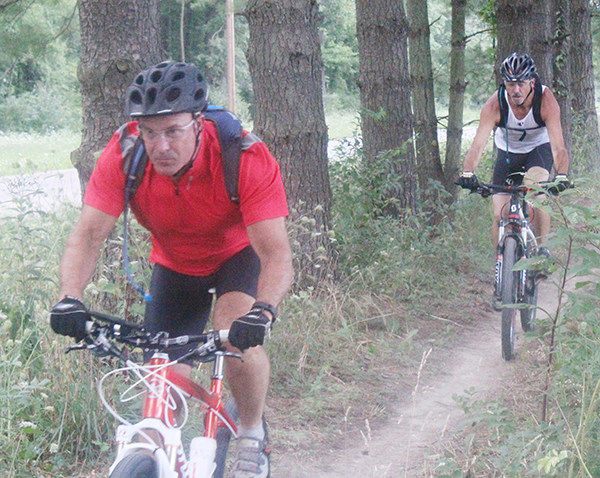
[520,274,538,332]
[501,237,518,360]
[109,452,159,478]
[214,398,239,478]
[214,400,271,478]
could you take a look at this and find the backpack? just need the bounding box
[498,73,545,130]
[120,106,243,206]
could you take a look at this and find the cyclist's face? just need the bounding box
[504,79,533,106]
[138,113,202,177]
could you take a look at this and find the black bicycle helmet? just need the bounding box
[500,53,536,82]
[125,61,209,117]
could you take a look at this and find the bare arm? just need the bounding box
[246,216,294,314]
[59,205,119,300]
[540,88,570,175]
[462,92,501,173]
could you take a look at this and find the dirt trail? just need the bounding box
[272,279,560,477]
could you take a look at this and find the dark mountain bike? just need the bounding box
[472,183,547,360]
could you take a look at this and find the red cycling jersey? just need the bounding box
[85,121,289,276]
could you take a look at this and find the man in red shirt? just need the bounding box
[50,61,293,478]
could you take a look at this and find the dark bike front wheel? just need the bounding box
[215,398,239,478]
[520,272,538,332]
[214,398,271,478]
[109,452,158,478]
[501,237,518,360]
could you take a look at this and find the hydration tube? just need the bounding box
[122,206,152,302]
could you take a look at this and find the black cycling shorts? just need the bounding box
[143,246,261,362]
[492,142,553,186]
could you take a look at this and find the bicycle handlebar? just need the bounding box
[66,310,230,362]
[474,183,536,197]
[456,180,574,198]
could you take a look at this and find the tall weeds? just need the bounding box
[5,145,600,478]
[434,179,600,478]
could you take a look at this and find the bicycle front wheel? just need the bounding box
[215,398,239,478]
[520,273,538,332]
[501,237,518,360]
[109,452,159,478]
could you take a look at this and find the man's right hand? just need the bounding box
[457,172,479,191]
[50,296,90,342]
[228,307,272,352]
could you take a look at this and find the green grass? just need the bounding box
[0,103,481,178]
[326,109,360,139]
[0,131,80,177]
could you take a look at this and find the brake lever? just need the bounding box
[220,350,244,361]
[66,344,89,353]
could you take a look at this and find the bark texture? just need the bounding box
[355,0,417,215]
[570,0,600,172]
[445,0,467,196]
[245,0,335,286]
[407,0,442,189]
[73,0,162,193]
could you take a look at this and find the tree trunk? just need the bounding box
[552,0,572,162]
[355,0,417,215]
[72,0,162,194]
[529,0,554,83]
[245,0,335,287]
[570,0,600,173]
[495,0,554,83]
[445,0,467,197]
[406,0,442,190]
[495,0,533,83]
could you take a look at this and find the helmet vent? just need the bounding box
[150,71,163,83]
[130,91,143,105]
[194,88,205,101]
[146,88,157,105]
[171,71,185,82]
[134,74,145,86]
[166,87,181,103]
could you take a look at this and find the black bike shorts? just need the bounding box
[143,246,261,362]
[492,142,553,186]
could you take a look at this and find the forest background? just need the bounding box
[2,0,600,477]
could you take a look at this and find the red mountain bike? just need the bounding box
[64,310,242,478]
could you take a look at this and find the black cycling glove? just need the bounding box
[547,174,570,196]
[50,296,90,342]
[457,172,479,191]
[228,302,275,352]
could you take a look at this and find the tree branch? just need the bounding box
[0,0,21,10]
[465,28,494,41]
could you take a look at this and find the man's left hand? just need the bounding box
[228,308,272,352]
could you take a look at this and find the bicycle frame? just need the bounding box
[108,351,237,478]
[495,192,538,302]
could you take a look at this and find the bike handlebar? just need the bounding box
[456,181,574,198]
[66,310,230,362]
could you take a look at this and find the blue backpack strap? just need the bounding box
[204,106,243,204]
